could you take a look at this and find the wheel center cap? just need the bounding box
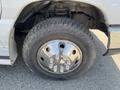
[37,40,83,74]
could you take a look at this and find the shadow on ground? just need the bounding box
[0,32,120,90]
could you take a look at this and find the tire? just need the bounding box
[23,17,96,79]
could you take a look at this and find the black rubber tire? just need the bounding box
[23,17,96,79]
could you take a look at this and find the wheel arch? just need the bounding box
[10,0,110,63]
[14,1,109,35]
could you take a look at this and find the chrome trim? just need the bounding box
[37,40,83,74]
[0,47,12,65]
[107,48,120,55]
[0,56,9,59]
[109,26,120,49]
[0,59,12,65]
[109,25,120,27]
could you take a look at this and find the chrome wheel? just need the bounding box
[37,40,83,74]
[23,18,96,79]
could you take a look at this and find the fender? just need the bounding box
[0,0,120,65]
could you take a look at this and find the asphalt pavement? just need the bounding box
[0,31,120,90]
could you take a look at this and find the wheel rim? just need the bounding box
[37,40,83,74]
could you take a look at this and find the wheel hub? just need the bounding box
[37,40,83,74]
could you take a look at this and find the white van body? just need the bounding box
[0,0,120,65]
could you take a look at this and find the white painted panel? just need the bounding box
[0,19,14,48]
[0,59,12,65]
[0,47,9,56]
[0,19,14,58]
[0,0,1,17]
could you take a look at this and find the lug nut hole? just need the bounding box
[46,47,50,52]
[60,44,65,48]
[75,60,78,64]
[41,57,44,61]
[72,50,76,55]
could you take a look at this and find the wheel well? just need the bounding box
[14,1,108,36]
[14,1,110,55]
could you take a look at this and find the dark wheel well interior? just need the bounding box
[14,1,109,50]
